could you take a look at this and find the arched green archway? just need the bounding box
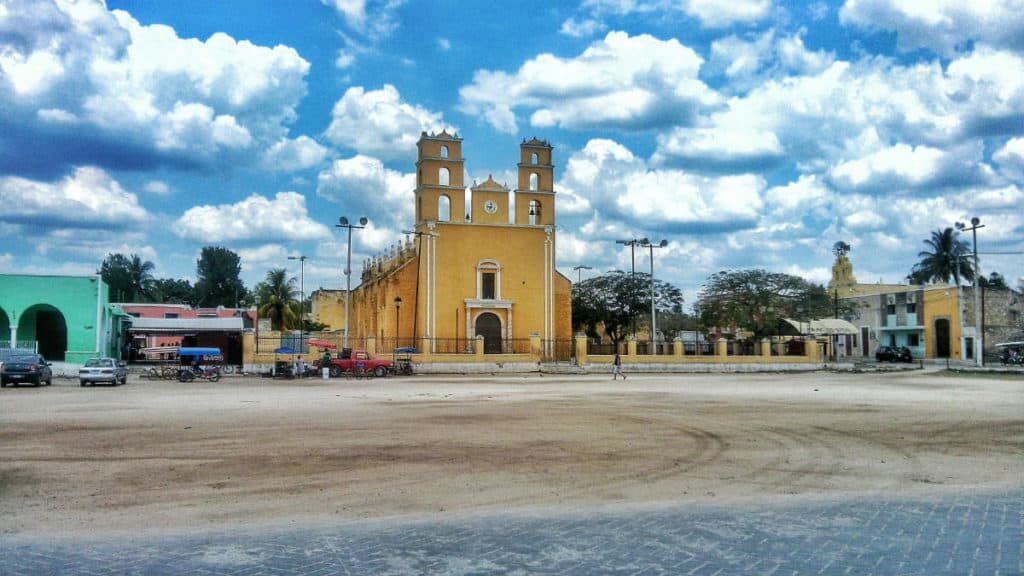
[1,274,116,362]
[18,304,68,361]
[0,307,9,344]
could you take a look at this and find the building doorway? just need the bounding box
[18,304,68,361]
[934,318,951,358]
[474,312,502,354]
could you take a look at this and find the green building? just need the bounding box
[0,274,128,363]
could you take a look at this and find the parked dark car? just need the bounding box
[875,345,913,363]
[1,354,53,386]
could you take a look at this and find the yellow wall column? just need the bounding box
[760,338,772,357]
[673,337,683,357]
[805,338,817,360]
[627,337,637,356]
[366,335,377,356]
[575,333,588,366]
[716,339,728,357]
[529,332,542,360]
[419,336,432,358]
[242,331,256,364]
[475,335,485,358]
[774,339,786,356]
[732,340,742,355]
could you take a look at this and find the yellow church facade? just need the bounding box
[314,132,573,354]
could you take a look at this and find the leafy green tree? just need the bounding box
[99,253,155,302]
[150,278,196,305]
[573,271,684,344]
[910,227,975,285]
[694,269,837,339]
[194,246,247,307]
[978,271,1008,289]
[254,268,299,331]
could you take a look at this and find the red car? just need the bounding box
[322,350,392,378]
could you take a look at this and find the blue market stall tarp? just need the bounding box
[274,347,296,354]
[177,347,223,360]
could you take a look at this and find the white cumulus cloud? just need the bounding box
[262,136,331,171]
[0,0,310,176]
[458,31,718,133]
[175,192,332,243]
[0,166,150,228]
[325,85,453,160]
[839,0,1024,56]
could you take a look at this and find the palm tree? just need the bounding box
[911,227,975,285]
[255,268,299,331]
[126,254,156,301]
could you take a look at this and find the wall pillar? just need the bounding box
[529,332,542,359]
[673,337,683,357]
[366,334,377,356]
[574,332,588,366]
[420,336,433,358]
[475,335,485,358]
[627,337,637,356]
[715,338,728,357]
[760,338,772,358]
[732,341,742,355]
[774,340,786,356]
[805,338,817,360]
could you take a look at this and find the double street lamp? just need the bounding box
[616,237,648,338]
[287,255,307,343]
[572,265,592,284]
[955,217,984,366]
[336,216,368,348]
[641,239,668,352]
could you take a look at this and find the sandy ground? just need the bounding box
[1,370,1022,536]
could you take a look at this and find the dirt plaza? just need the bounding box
[1,369,1022,537]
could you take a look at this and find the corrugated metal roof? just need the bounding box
[781,318,859,335]
[128,317,243,332]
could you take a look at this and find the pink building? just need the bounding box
[120,304,255,363]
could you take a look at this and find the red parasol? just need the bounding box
[307,338,337,349]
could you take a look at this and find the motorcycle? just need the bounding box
[177,365,221,382]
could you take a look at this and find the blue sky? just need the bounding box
[2,0,1023,305]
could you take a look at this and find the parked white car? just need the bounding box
[79,358,128,386]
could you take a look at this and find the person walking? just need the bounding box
[612,352,626,380]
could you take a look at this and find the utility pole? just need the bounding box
[956,217,984,366]
[337,217,368,348]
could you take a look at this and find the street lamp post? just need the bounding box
[572,265,593,285]
[337,216,368,348]
[287,255,307,345]
[394,297,402,347]
[956,217,984,366]
[640,239,668,354]
[616,237,648,338]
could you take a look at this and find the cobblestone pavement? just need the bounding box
[2,488,1021,575]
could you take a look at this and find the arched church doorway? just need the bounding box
[934,318,950,358]
[0,307,9,344]
[475,312,502,354]
[18,304,68,361]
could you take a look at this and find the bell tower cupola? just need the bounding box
[416,130,465,224]
[514,137,554,226]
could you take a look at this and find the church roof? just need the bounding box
[419,129,461,141]
[472,174,508,191]
[522,136,551,148]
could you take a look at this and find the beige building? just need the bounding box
[313,132,573,354]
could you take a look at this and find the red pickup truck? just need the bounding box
[321,350,392,378]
